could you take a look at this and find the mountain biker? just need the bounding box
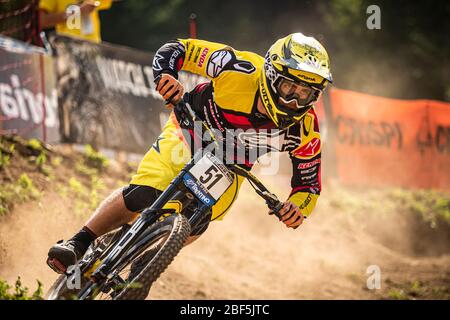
[47,33,332,279]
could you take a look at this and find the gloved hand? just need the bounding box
[270,201,304,229]
[155,73,184,109]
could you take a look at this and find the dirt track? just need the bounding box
[1,166,449,299]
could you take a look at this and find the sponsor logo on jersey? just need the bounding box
[301,172,317,181]
[299,193,312,210]
[206,50,232,77]
[187,45,195,61]
[300,166,317,174]
[169,49,181,70]
[193,46,202,63]
[152,53,164,71]
[292,137,321,158]
[197,48,209,67]
[298,158,321,169]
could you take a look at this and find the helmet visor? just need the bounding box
[276,78,321,110]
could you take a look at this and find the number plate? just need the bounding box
[183,152,234,206]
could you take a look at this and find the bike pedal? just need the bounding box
[47,257,67,274]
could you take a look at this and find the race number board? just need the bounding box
[183,152,234,206]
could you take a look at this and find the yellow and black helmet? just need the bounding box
[259,33,333,129]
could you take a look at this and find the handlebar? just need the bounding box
[174,100,288,221]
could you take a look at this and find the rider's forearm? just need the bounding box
[288,192,319,217]
[152,41,186,80]
[289,149,322,217]
[152,38,235,82]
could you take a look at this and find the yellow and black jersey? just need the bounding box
[152,39,322,216]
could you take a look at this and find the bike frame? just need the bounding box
[77,101,284,299]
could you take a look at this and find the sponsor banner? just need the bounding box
[49,35,206,153]
[330,88,450,189]
[0,36,59,142]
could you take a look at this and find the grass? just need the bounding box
[75,160,98,177]
[0,173,41,215]
[0,277,43,300]
[387,289,409,300]
[84,144,109,171]
[384,279,450,300]
[327,187,450,227]
[58,175,107,218]
[25,138,54,176]
[0,143,15,170]
[26,138,43,152]
[387,189,450,227]
[0,150,10,169]
[51,156,63,167]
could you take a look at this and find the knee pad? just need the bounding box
[122,184,162,213]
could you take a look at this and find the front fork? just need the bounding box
[79,156,209,299]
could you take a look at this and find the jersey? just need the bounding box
[152,39,322,216]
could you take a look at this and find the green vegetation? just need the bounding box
[0,143,14,170]
[387,289,408,300]
[384,279,449,300]
[26,138,43,152]
[57,145,111,217]
[58,175,107,218]
[26,138,53,176]
[51,156,63,167]
[84,145,109,171]
[0,138,120,220]
[75,160,98,177]
[0,173,41,215]
[328,187,450,227]
[0,277,43,300]
[0,150,10,169]
[387,189,450,227]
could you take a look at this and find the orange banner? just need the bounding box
[330,88,450,190]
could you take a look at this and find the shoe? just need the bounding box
[47,239,86,274]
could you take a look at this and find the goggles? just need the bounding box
[276,78,322,111]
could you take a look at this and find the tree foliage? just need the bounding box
[100,0,449,101]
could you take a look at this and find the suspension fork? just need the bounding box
[187,203,212,232]
[89,163,196,283]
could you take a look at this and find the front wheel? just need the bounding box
[80,213,191,300]
[46,214,191,300]
[112,213,191,300]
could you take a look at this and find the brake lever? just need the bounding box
[268,202,284,221]
[256,189,306,229]
[254,189,283,221]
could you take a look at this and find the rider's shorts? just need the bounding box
[129,112,244,221]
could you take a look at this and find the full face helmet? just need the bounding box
[259,33,333,129]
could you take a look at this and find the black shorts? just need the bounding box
[122,184,211,236]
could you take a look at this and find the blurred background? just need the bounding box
[99,0,449,101]
[0,0,449,300]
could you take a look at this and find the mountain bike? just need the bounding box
[45,100,285,300]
